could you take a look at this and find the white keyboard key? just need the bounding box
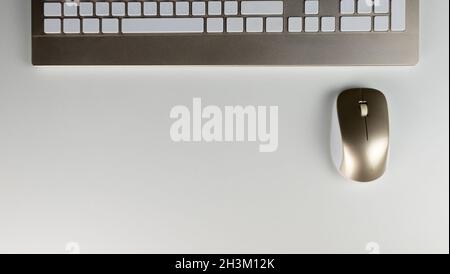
[44,19,61,33]
[241,1,283,15]
[321,17,336,32]
[102,18,119,33]
[44,3,61,17]
[208,1,222,16]
[266,17,283,33]
[374,16,389,31]
[144,2,157,16]
[224,1,238,15]
[305,17,319,32]
[192,2,206,16]
[246,17,263,32]
[340,0,355,14]
[96,2,109,16]
[64,3,78,16]
[111,2,125,16]
[374,0,390,13]
[288,17,302,32]
[391,0,406,31]
[122,18,204,33]
[63,18,80,33]
[160,2,173,16]
[227,17,244,33]
[207,18,223,33]
[341,16,372,32]
[304,0,319,15]
[358,0,373,14]
[128,2,142,16]
[83,18,100,33]
[176,2,189,16]
[79,2,93,16]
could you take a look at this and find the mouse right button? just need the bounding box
[363,89,389,140]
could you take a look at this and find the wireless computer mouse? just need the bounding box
[331,88,390,182]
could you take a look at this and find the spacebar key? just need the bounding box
[122,18,204,33]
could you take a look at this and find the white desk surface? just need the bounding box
[0,0,448,253]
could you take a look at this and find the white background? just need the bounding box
[0,0,448,253]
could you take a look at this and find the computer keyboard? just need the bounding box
[32,0,420,65]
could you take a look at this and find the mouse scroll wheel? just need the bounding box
[359,102,369,117]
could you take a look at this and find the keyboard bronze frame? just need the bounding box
[32,0,420,66]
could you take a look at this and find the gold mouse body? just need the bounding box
[332,88,390,182]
